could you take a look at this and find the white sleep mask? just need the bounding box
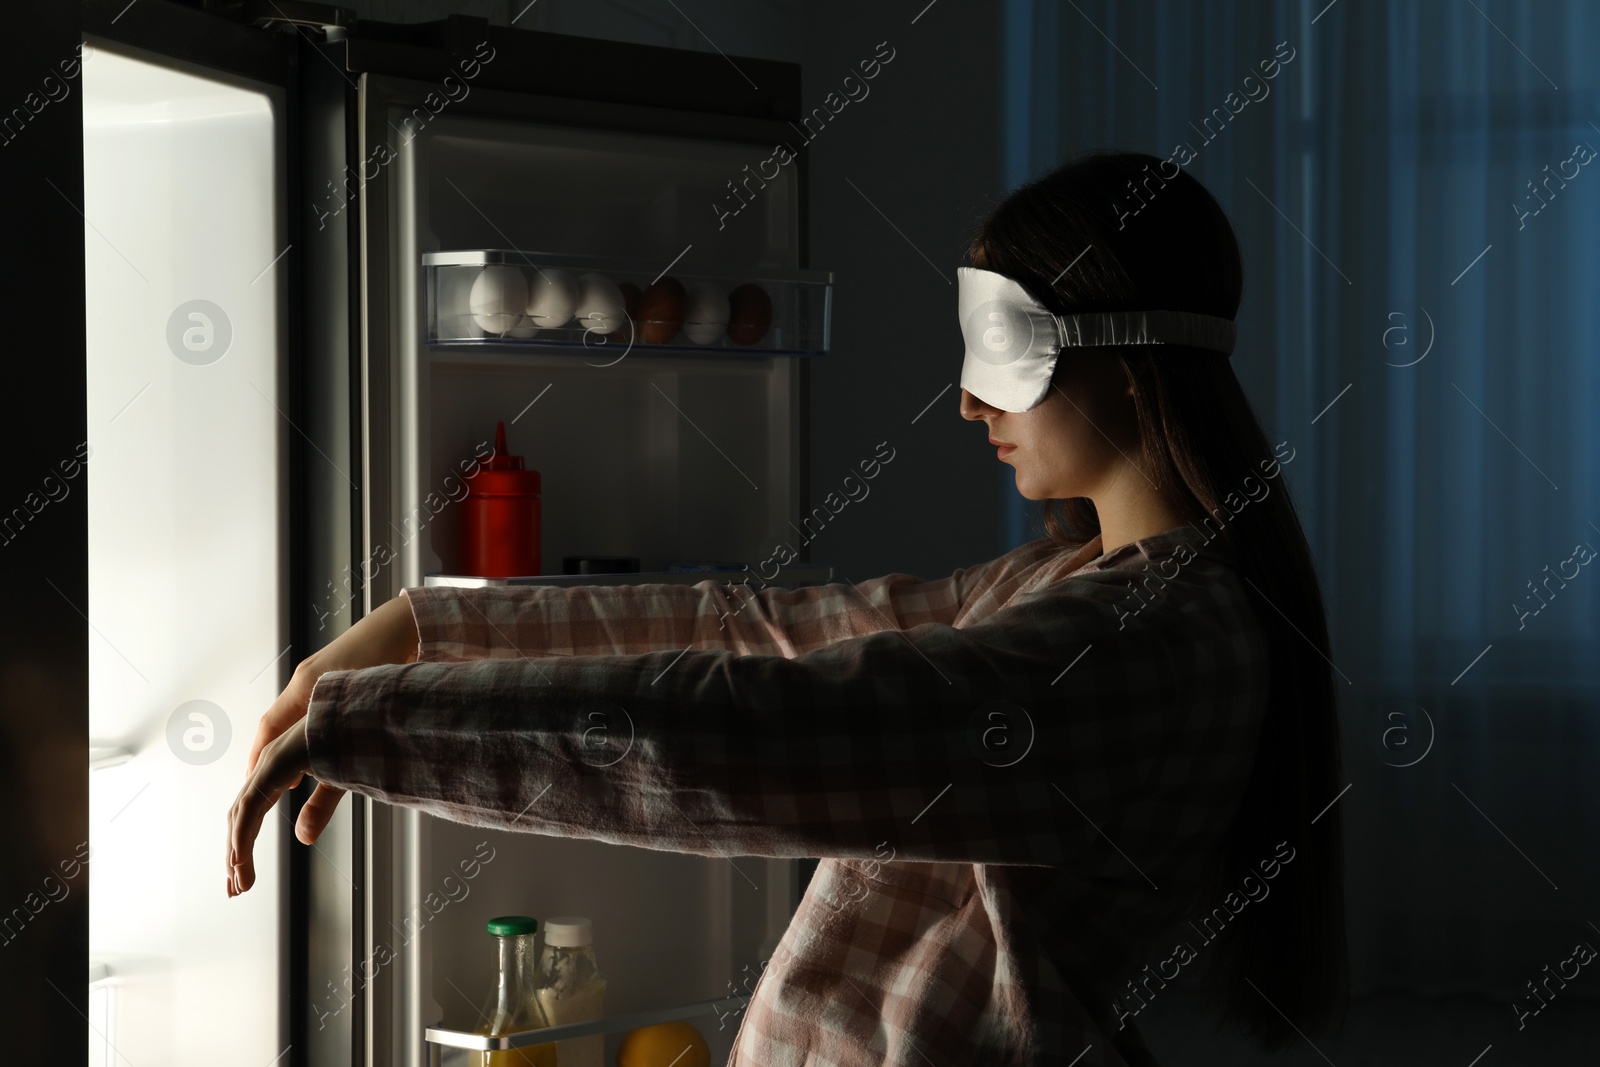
[957,266,1238,412]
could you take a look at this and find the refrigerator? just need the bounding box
[80,5,832,1066]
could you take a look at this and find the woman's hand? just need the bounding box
[229,592,421,896]
[227,717,310,896]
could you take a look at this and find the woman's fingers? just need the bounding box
[294,782,347,845]
[228,722,311,896]
[227,777,275,896]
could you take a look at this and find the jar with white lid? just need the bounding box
[536,916,607,1067]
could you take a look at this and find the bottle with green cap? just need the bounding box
[473,915,557,1067]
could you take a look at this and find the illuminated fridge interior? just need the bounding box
[363,82,830,1067]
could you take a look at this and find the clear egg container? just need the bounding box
[422,249,833,356]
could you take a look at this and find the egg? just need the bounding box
[440,265,482,339]
[682,282,730,345]
[574,272,626,335]
[638,277,686,344]
[526,267,578,328]
[469,265,529,335]
[506,316,540,338]
[609,282,641,343]
[726,283,773,346]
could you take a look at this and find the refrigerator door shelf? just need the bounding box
[423,565,834,589]
[424,993,746,1052]
[423,249,832,356]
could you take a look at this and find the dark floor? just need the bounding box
[1137,987,1599,1066]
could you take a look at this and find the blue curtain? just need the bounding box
[1002,0,1600,1001]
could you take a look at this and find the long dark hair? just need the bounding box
[966,149,1349,1049]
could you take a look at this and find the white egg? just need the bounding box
[439,265,482,339]
[683,282,730,345]
[574,273,625,334]
[526,268,578,328]
[506,316,540,338]
[469,265,529,335]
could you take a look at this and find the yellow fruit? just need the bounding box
[616,1020,711,1067]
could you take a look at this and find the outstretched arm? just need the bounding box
[402,538,1063,662]
[226,541,1068,894]
[298,563,1268,874]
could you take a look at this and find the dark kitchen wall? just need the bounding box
[787,2,1009,586]
[347,0,1011,583]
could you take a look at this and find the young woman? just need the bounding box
[228,150,1348,1065]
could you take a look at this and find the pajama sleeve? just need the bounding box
[396,539,1068,662]
[303,557,1270,871]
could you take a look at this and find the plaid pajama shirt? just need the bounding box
[305,524,1272,1066]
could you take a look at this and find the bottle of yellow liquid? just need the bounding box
[475,916,558,1067]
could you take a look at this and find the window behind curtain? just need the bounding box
[1001,0,1600,1000]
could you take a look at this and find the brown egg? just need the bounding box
[727,283,773,346]
[608,282,641,343]
[639,277,686,344]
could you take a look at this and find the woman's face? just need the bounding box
[959,349,1141,501]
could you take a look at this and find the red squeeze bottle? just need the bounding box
[459,421,542,577]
